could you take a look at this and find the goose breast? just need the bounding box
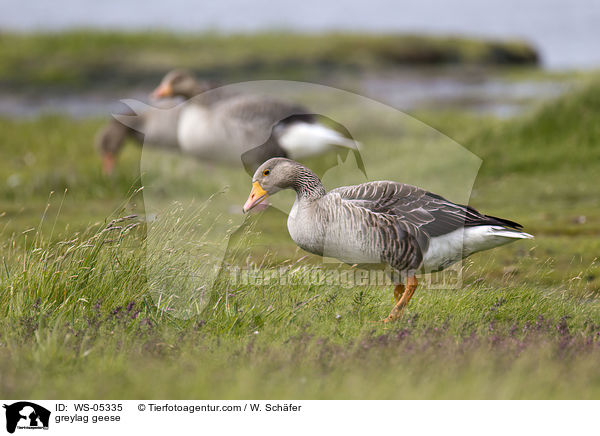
[287,194,389,266]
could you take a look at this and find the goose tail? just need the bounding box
[488,227,534,239]
[277,122,360,159]
[455,225,534,260]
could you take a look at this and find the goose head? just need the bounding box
[243,158,325,212]
[151,70,213,100]
[94,117,141,175]
[243,158,297,212]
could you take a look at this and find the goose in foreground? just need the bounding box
[151,70,359,169]
[243,158,533,322]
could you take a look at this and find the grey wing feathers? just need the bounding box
[331,181,523,238]
[329,183,426,271]
[221,96,314,127]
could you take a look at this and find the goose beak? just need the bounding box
[151,83,172,99]
[243,181,268,213]
[102,152,116,175]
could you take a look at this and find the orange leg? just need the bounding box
[383,276,418,323]
[393,284,405,303]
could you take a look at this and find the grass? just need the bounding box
[1,72,600,398]
[1,219,599,398]
[0,31,539,93]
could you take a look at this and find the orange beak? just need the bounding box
[151,82,173,99]
[243,181,268,213]
[102,152,116,175]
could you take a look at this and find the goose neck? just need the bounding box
[291,167,326,201]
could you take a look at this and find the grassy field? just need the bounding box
[0,31,539,93]
[1,69,600,398]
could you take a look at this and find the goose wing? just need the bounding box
[326,183,429,272]
[330,181,523,238]
[217,95,314,129]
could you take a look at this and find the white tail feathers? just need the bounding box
[489,226,534,239]
[277,122,360,159]
[462,225,534,257]
[422,225,533,271]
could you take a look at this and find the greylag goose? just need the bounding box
[151,70,359,168]
[243,158,533,322]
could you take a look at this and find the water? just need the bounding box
[0,91,152,118]
[361,71,569,117]
[3,0,600,70]
[0,73,569,119]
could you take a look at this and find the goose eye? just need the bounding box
[263,169,270,176]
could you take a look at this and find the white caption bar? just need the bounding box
[0,400,597,435]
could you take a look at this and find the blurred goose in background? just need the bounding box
[96,70,359,174]
[151,70,359,171]
[95,76,216,175]
[243,158,533,322]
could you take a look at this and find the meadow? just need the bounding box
[1,36,599,398]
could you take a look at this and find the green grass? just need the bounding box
[1,219,599,398]
[1,76,600,399]
[0,31,539,92]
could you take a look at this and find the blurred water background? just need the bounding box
[1,0,597,117]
